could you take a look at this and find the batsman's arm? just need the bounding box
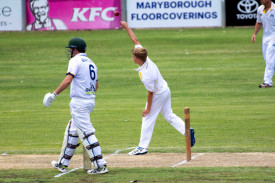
[95,80,98,92]
[251,22,262,44]
[120,21,140,45]
[43,74,73,107]
[54,75,73,95]
[142,91,153,117]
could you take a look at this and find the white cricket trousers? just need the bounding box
[70,97,96,134]
[262,39,275,86]
[59,97,106,167]
[139,88,186,149]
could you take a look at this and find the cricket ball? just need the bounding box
[114,11,120,16]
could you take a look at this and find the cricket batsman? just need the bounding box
[43,37,108,174]
[120,21,196,155]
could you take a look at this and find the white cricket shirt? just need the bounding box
[257,2,275,45]
[67,53,98,99]
[135,45,168,94]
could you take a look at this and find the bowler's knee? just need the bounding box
[164,113,177,124]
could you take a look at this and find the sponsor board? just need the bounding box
[127,0,222,28]
[26,0,121,31]
[226,0,260,26]
[0,0,24,31]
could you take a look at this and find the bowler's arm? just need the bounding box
[120,21,140,45]
[251,22,262,44]
[142,91,153,117]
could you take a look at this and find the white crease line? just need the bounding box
[54,147,135,178]
[54,167,83,178]
[171,153,204,168]
[104,146,135,160]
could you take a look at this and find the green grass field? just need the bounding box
[0,27,275,182]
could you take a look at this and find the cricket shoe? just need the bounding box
[87,165,108,174]
[190,128,196,147]
[259,83,272,88]
[128,147,148,155]
[51,160,68,173]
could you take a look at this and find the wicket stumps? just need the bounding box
[83,146,92,171]
[82,108,192,169]
[184,107,191,161]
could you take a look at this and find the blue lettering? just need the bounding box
[183,12,188,19]
[152,2,157,9]
[198,1,204,8]
[191,1,197,8]
[132,14,141,21]
[145,2,151,9]
[137,14,141,20]
[136,2,144,9]
[198,12,204,19]
[171,1,177,8]
[189,12,194,19]
[131,11,218,21]
[163,13,168,20]
[205,12,211,19]
[170,13,176,19]
[82,58,88,62]
[131,13,136,20]
[149,13,155,20]
[136,1,213,10]
[156,13,162,20]
[178,1,183,8]
[142,13,148,20]
[184,1,190,8]
[212,12,217,18]
[158,2,163,8]
[164,2,169,8]
[205,1,212,7]
[176,12,183,19]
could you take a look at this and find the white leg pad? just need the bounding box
[58,120,80,167]
[76,128,106,169]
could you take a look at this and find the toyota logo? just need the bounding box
[237,0,259,14]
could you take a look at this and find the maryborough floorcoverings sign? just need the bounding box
[127,0,222,28]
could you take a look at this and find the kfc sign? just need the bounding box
[26,0,121,31]
[71,7,117,22]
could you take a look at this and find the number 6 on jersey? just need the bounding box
[89,64,96,80]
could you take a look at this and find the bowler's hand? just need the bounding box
[43,92,57,107]
[251,34,256,44]
[120,21,128,29]
[142,108,150,117]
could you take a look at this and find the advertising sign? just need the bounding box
[0,0,24,31]
[127,0,222,28]
[226,0,261,26]
[26,0,121,31]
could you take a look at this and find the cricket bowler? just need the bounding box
[120,21,196,155]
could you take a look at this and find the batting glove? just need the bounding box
[43,92,57,107]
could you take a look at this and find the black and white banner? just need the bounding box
[226,0,261,26]
[127,0,222,28]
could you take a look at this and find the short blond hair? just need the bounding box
[132,47,147,62]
